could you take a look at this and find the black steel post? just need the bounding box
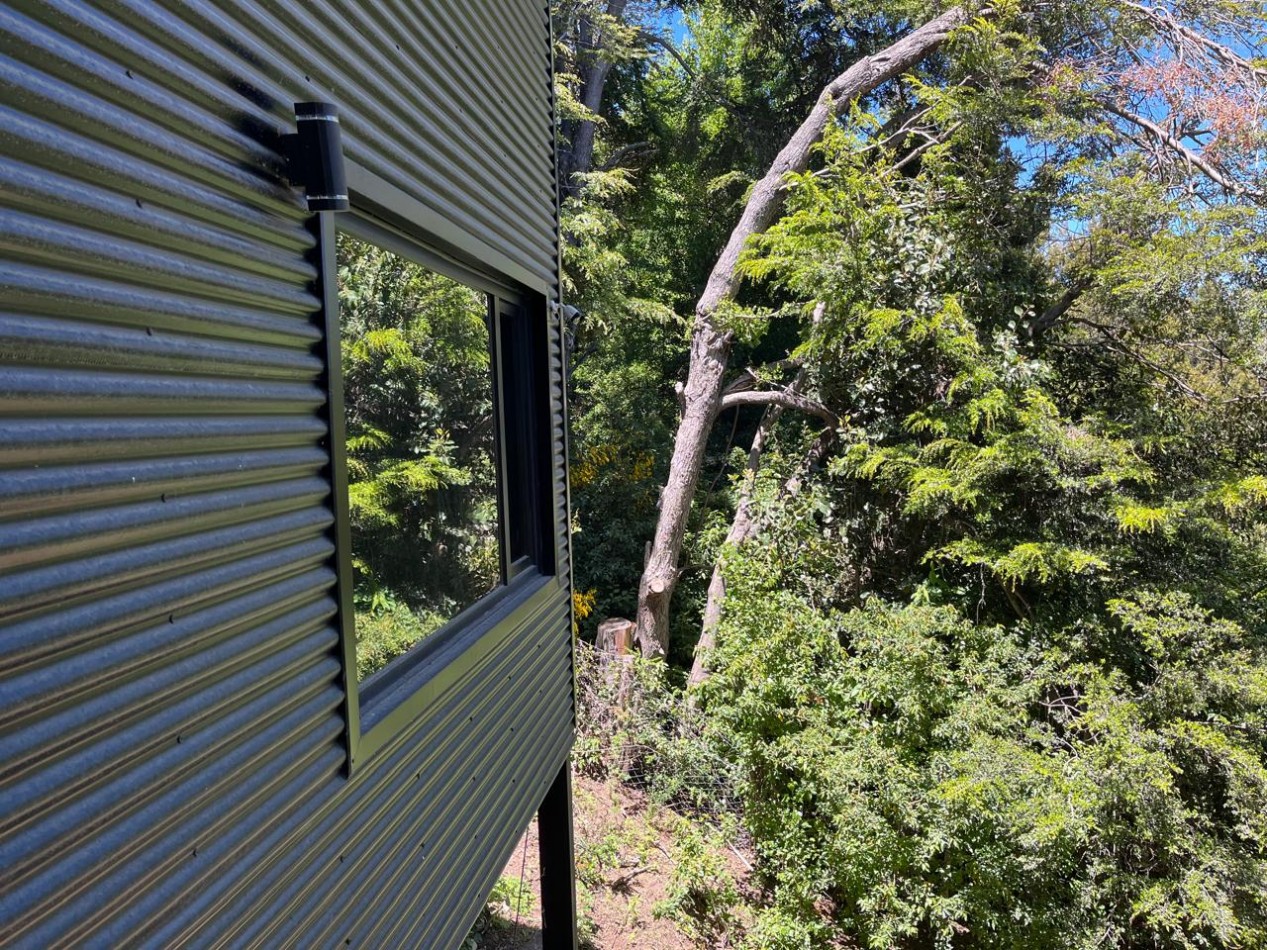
[538,760,578,950]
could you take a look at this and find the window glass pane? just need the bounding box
[336,233,501,682]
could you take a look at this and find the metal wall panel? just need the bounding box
[0,0,571,946]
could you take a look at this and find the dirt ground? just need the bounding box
[470,774,745,949]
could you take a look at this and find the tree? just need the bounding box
[554,0,664,198]
[634,5,973,658]
[558,0,1267,942]
[691,5,1267,935]
[647,0,1267,667]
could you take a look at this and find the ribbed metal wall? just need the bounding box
[0,0,571,947]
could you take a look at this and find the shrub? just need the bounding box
[354,590,446,679]
[702,571,1267,949]
[655,821,744,944]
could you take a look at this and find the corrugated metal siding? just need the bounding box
[550,297,572,594]
[0,0,571,946]
[546,7,573,610]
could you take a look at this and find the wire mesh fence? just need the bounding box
[573,640,743,817]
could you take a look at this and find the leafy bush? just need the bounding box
[700,559,1267,950]
[462,875,536,948]
[354,589,446,680]
[655,821,744,944]
[485,875,535,920]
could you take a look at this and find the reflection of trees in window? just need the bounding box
[336,234,500,680]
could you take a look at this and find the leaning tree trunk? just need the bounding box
[632,7,970,659]
[687,373,799,687]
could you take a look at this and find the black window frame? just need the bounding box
[315,169,557,772]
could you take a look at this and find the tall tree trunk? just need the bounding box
[633,7,969,658]
[559,0,630,198]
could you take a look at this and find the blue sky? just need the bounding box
[653,7,691,45]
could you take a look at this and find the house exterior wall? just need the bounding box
[0,1,572,946]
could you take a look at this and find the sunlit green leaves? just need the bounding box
[336,234,499,656]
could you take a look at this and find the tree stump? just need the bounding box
[595,617,635,655]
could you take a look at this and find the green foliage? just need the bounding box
[485,875,535,920]
[654,820,743,943]
[683,17,1267,940]
[462,875,537,948]
[701,564,1267,949]
[734,97,1267,631]
[574,642,742,814]
[556,1,1267,946]
[337,235,500,673]
[353,589,447,680]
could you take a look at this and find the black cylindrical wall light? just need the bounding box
[284,101,349,212]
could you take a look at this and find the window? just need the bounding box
[318,190,555,770]
[337,232,501,683]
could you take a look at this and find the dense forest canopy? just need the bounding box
[552,0,1267,946]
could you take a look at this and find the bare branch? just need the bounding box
[1069,317,1210,402]
[718,389,840,426]
[858,104,935,154]
[1030,277,1093,336]
[598,141,657,171]
[891,120,963,172]
[721,357,808,397]
[1098,99,1261,200]
[1122,2,1267,84]
[691,303,827,688]
[640,30,697,80]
